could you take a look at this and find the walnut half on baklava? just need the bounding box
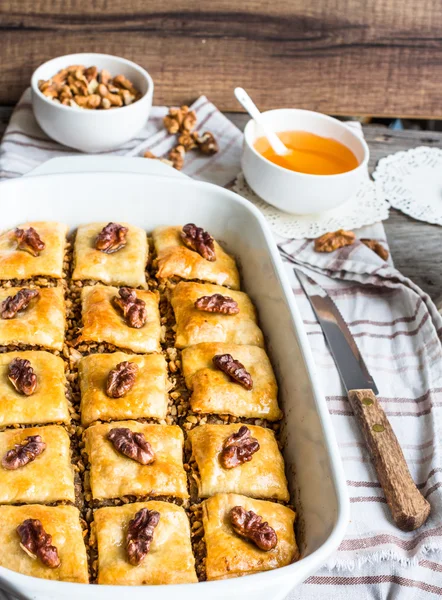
[202,493,298,581]
[189,424,289,501]
[94,501,197,585]
[0,504,88,582]
[84,421,188,501]
[153,224,240,290]
[0,222,67,281]
[79,352,169,426]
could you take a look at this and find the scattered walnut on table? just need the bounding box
[126,508,160,565]
[213,354,253,390]
[17,518,60,568]
[220,426,260,469]
[178,131,198,151]
[8,358,38,396]
[2,435,46,470]
[194,293,239,315]
[314,229,356,253]
[107,427,156,465]
[230,506,277,551]
[113,287,147,329]
[181,223,216,261]
[14,227,45,256]
[361,238,389,261]
[0,288,39,320]
[106,361,138,398]
[163,105,197,134]
[194,131,219,155]
[168,144,186,170]
[95,222,128,254]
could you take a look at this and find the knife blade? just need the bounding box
[296,271,378,395]
[296,268,430,532]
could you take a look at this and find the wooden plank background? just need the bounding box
[1,0,442,117]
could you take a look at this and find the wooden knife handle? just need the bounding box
[347,389,430,531]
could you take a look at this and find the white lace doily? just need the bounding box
[232,173,389,239]
[373,146,442,226]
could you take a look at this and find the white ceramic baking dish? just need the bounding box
[0,159,349,600]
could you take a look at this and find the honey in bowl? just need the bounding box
[254,130,359,175]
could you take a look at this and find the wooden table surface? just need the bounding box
[1,107,441,301]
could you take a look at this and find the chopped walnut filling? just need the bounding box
[14,227,45,257]
[106,361,138,398]
[230,506,277,551]
[194,293,239,314]
[107,427,155,465]
[213,354,253,390]
[194,131,219,155]
[361,238,389,261]
[8,358,37,396]
[181,223,216,261]
[168,145,186,170]
[163,105,197,134]
[126,508,160,566]
[220,426,260,469]
[0,288,39,319]
[95,222,128,254]
[314,229,356,253]
[17,518,60,568]
[114,287,147,329]
[2,435,46,470]
[38,65,141,109]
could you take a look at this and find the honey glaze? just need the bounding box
[254,130,359,175]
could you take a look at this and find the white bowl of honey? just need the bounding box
[242,109,369,215]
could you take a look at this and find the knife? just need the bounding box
[296,269,431,531]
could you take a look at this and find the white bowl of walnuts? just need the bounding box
[31,53,154,153]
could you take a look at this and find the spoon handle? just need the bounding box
[234,87,287,156]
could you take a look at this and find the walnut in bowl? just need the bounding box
[31,53,153,152]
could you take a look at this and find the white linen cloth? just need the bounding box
[1,90,441,599]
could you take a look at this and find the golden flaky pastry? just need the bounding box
[171,282,264,349]
[182,342,281,420]
[203,493,298,581]
[72,222,148,288]
[0,504,88,582]
[79,285,161,353]
[189,424,289,500]
[84,421,188,500]
[94,501,197,585]
[0,351,70,427]
[153,225,240,289]
[0,426,75,504]
[0,222,67,280]
[79,352,168,426]
[0,287,65,350]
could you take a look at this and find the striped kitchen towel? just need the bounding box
[1,92,441,599]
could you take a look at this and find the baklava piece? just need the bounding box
[78,285,161,353]
[171,282,264,349]
[94,501,197,585]
[0,504,88,582]
[0,287,66,350]
[202,493,298,581]
[72,222,149,288]
[0,425,75,504]
[153,225,240,289]
[0,222,67,281]
[79,352,168,426]
[189,424,289,501]
[84,421,188,501]
[182,342,281,420]
[0,351,70,427]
